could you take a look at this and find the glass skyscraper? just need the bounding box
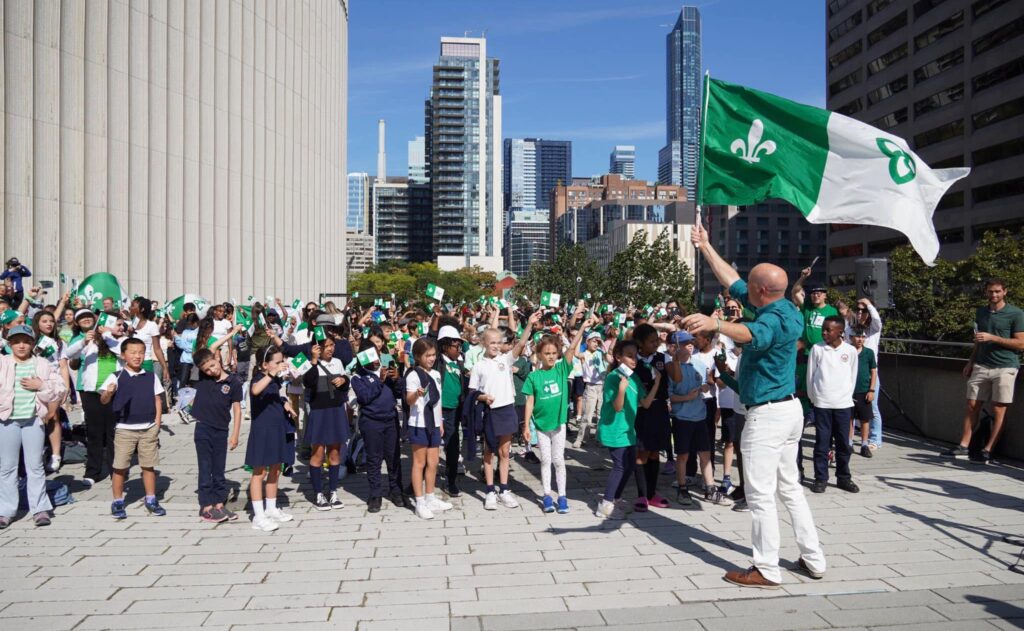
[426,37,503,272]
[347,173,370,233]
[609,145,636,179]
[502,138,570,271]
[661,6,701,191]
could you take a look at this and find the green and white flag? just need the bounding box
[425,284,445,301]
[96,312,112,328]
[237,310,256,336]
[313,325,326,342]
[699,77,969,265]
[540,291,560,308]
[73,272,128,310]
[290,352,313,375]
[292,299,302,309]
[418,322,428,335]
[357,347,379,367]
[36,336,58,358]
[166,294,210,319]
[351,291,359,299]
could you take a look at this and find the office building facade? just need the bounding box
[505,210,550,277]
[347,173,371,233]
[661,6,702,189]
[0,0,349,300]
[345,231,375,275]
[372,178,432,264]
[425,36,503,272]
[408,136,427,184]
[825,0,1024,287]
[608,145,636,179]
[502,138,570,270]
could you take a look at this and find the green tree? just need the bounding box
[604,229,696,312]
[518,244,603,304]
[348,261,495,308]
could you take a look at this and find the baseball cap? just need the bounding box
[7,324,35,341]
[808,285,828,293]
[671,331,695,344]
[438,325,462,341]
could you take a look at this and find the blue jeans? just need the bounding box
[0,418,52,517]
[194,422,228,507]
[604,445,636,501]
[869,375,883,446]
[812,407,853,483]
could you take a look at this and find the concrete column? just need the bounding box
[148,0,168,300]
[165,0,185,298]
[83,0,108,276]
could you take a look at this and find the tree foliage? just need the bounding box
[348,261,495,307]
[887,229,1024,343]
[517,244,603,304]
[604,229,696,313]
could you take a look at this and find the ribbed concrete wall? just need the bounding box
[1,0,348,302]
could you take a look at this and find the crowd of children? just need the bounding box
[0,272,880,531]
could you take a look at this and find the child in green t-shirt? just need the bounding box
[522,317,595,514]
[596,339,660,520]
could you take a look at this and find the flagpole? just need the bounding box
[694,70,711,309]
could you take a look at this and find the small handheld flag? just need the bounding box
[540,292,561,308]
[313,325,326,342]
[425,284,445,301]
[290,352,313,375]
[357,347,380,366]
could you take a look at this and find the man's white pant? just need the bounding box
[741,398,826,583]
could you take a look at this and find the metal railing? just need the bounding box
[879,337,973,359]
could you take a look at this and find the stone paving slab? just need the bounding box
[1,417,1023,630]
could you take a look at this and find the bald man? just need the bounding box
[682,221,825,589]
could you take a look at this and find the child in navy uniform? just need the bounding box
[405,337,453,519]
[304,337,349,511]
[352,339,412,513]
[190,348,243,524]
[246,346,297,532]
[100,338,166,519]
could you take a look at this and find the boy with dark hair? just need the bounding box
[101,337,166,519]
[191,348,244,523]
[807,316,859,494]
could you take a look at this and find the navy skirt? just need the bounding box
[245,412,292,468]
[486,404,519,438]
[409,425,442,447]
[306,406,349,447]
[636,404,672,452]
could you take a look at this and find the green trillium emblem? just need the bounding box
[876,138,916,185]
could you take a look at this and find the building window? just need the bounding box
[973,17,1024,57]
[866,75,908,106]
[867,43,908,76]
[973,0,1010,19]
[756,243,768,255]
[868,237,908,254]
[972,137,1024,167]
[828,0,853,16]
[867,11,908,47]
[913,119,963,149]
[757,217,769,227]
[936,190,964,210]
[778,217,790,226]
[973,97,1024,131]
[836,98,863,116]
[829,40,863,70]
[868,0,897,16]
[829,68,862,98]
[829,11,863,43]
[973,218,1024,241]
[973,177,1024,204]
[914,48,964,85]
[871,107,908,129]
[973,56,1024,94]
[736,217,748,227]
[913,0,948,19]
[915,11,963,51]
[830,244,865,258]
[931,154,965,168]
[913,83,964,117]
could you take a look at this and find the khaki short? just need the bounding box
[113,425,160,469]
[966,365,1019,405]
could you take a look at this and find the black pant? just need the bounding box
[360,418,402,498]
[442,408,460,484]
[194,422,228,507]
[173,361,193,398]
[80,391,115,481]
[686,399,717,478]
[813,407,853,483]
[604,445,636,501]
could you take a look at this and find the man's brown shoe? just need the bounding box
[723,566,781,589]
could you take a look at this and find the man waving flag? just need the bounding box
[698,77,969,265]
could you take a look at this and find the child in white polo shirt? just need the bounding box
[470,311,540,510]
[807,315,860,495]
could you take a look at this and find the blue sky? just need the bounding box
[348,0,825,182]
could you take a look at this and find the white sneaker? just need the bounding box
[414,500,435,520]
[498,490,520,509]
[314,493,331,511]
[48,455,61,472]
[426,494,453,512]
[265,508,293,523]
[329,492,345,509]
[595,499,616,519]
[251,515,279,532]
[484,491,498,510]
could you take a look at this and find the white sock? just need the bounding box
[253,501,265,519]
[266,497,276,511]
[415,496,425,506]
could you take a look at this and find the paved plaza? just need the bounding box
[1,419,1023,631]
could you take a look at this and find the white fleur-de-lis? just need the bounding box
[730,119,777,164]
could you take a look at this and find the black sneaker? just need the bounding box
[837,478,860,493]
[942,445,969,458]
[314,492,332,511]
[810,481,827,494]
[367,496,382,513]
[524,451,541,464]
[704,488,733,506]
[389,491,414,510]
[446,482,462,498]
[970,450,991,465]
[732,498,750,512]
[676,487,692,506]
[860,445,872,458]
